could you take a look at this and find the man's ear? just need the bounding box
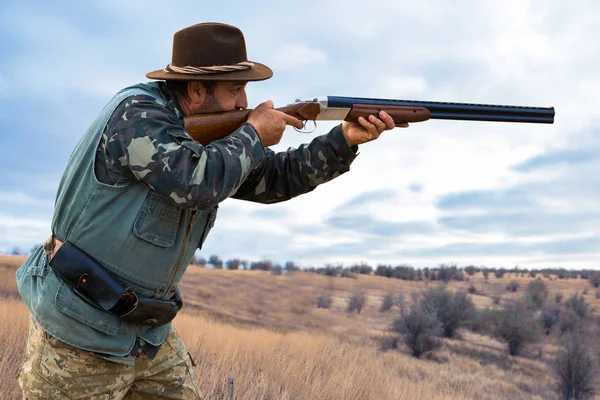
[186,81,205,105]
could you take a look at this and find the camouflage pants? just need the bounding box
[18,318,204,399]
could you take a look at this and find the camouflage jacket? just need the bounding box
[95,81,359,207]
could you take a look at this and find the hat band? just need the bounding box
[164,61,254,75]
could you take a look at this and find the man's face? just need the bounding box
[198,81,248,113]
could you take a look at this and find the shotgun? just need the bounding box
[183,96,555,145]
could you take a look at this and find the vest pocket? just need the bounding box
[133,190,182,247]
[55,278,121,336]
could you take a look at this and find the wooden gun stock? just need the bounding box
[183,103,430,145]
[184,102,319,145]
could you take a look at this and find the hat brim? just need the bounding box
[145,61,273,82]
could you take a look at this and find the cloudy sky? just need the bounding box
[1,0,598,269]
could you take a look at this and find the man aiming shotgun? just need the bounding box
[15,22,553,399]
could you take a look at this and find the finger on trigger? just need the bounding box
[285,114,303,129]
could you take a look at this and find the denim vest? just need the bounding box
[16,83,217,356]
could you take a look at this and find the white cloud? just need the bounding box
[266,43,327,71]
[368,76,429,99]
[0,191,53,208]
[0,213,50,251]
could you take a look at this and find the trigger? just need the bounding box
[297,120,316,133]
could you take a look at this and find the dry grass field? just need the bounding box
[1,254,598,399]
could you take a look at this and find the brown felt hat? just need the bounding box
[146,22,273,82]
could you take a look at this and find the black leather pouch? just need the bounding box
[49,242,134,312]
[120,296,180,326]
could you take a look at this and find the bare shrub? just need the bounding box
[271,265,283,275]
[492,295,502,305]
[392,303,442,358]
[347,294,366,314]
[540,304,562,335]
[340,269,356,279]
[555,293,564,304]
[470,307,497,335]
[564,293,591,321]
[559,309,587,336]
[589,271,600,288]
[495,299,539,356]
[380,291,395,312]
[529,270,537,278]
[395,292,405,309]
[525,278,549,309]
[421,287,476,338]
[316,294,332,309]
[494,269,506,279]
[506,280,520,292]
[554,332,598,400]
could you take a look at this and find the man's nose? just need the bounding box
[236,89,248,109]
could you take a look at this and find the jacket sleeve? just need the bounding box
[102,95,266,210]
[231,124,359,203]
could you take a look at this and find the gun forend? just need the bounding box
[297,96,430,123]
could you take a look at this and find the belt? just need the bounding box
[44,236,183,327]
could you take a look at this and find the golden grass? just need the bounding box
[0,255,24,300]
[1,256,596,399]
[0,298,30,399]
[175,311,556,399]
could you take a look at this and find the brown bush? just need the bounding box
[554,332,598,399]
[506,280,520,292]
[525,278,549,309]
[540,304,562,335]
[347,293,366,314]
[379,291,395,312]
[421,287,476,338]
[392,303,442,358]
[495,299,540,356]
[316,294,332,309]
